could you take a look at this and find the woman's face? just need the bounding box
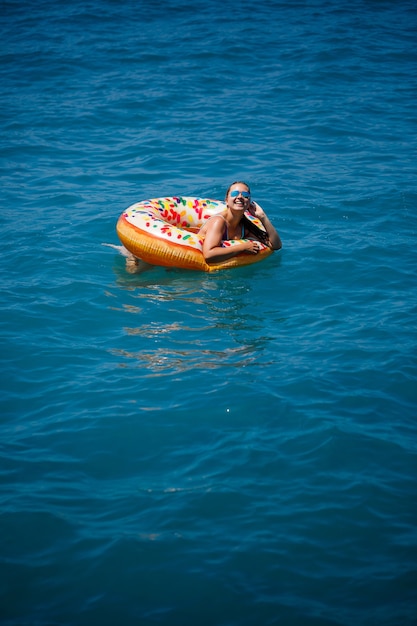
[226,183,251,211]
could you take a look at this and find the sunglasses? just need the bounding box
[230,190,251,198]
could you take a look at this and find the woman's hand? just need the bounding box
[249,201,266,220]
[244,240,261,254]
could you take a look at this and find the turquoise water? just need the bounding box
[1,1,417,624]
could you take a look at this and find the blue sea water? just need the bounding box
[1,0,417,624]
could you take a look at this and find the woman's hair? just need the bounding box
[225,181,269,244]
[242,214,269,244]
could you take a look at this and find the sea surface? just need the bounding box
[1,1,416,624]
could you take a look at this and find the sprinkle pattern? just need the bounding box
[124,197,225,250]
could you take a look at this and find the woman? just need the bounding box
[198,181,282,263]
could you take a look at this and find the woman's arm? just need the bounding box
[202,216,260,263]
[249,202,282,250]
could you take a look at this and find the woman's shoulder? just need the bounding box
[203,212,227,229]
[209,212,227,223]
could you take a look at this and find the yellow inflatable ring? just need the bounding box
[116,196,273,272]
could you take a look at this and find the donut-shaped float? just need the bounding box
[116,197,273,272]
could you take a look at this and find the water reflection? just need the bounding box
[109,258,278,375]
[112,342,273,377]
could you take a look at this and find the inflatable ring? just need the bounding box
[116,196,273,272]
